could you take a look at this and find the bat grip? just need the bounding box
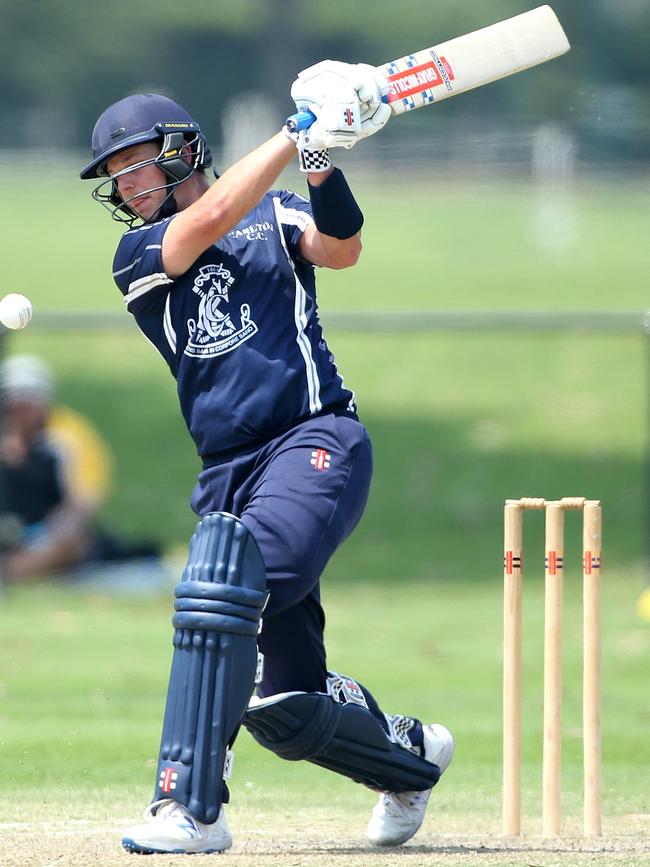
[285,109,317,134]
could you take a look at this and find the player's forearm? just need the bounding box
[314,231,362,269]
[163,132,296,278]
[308,169,362,267]
[299,167,364,268]
[205,132,296,227]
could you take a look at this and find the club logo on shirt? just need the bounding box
[227,220,274,241]
[185,264,258,357]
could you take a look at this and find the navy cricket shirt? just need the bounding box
[112,189,356,461]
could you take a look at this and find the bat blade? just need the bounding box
[285,5,570,133]
[384,5,570,115]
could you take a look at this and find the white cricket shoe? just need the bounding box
[122,799,232,855]
[366,723,455,847]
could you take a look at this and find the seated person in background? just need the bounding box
[0,354,159,582]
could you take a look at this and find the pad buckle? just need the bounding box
[223,749,234,781]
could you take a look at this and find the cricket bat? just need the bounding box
[286,5,570,133]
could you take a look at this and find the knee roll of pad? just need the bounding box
[154,513,267,823]
[243,692,440,793]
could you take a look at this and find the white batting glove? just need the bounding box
[354,62,391,108]
[290,60,391,150]
[293,60,389,109]
[355,61,392,137]
[299,99,364,150]
[291,62,359,149]
[294,97,391,151]
[291,60,359,106]
[359,99,392,138]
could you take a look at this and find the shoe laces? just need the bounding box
[381,790,427,815]
[144,799,187,822]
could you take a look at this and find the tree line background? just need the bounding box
[1,0,648,169]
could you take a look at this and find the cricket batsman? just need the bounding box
[80,62,453,854]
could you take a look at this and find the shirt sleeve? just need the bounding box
[273,189,313,260]
[112,219,174,315]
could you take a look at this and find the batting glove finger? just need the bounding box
[291,67,357,115]
[354,62,390,106]
[298,100,362,150]
[359,101,392,137]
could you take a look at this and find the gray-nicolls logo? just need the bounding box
[185,263,258,358]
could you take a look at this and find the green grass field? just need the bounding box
[1,572,649,865]
[0,163,649,864]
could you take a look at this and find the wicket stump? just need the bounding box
[503,497,602,837]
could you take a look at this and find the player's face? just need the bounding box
[107,143,168,221]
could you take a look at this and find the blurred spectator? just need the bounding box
[0,354,160,583]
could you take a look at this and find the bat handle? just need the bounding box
[285,109,317,134]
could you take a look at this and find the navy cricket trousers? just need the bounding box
[190,412,373,697]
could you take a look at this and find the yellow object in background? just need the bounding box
[636,587,650,623]
[47,405,114,508]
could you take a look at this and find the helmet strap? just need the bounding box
[155,192,178,221]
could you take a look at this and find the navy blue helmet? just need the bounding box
[80,93,213,225]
